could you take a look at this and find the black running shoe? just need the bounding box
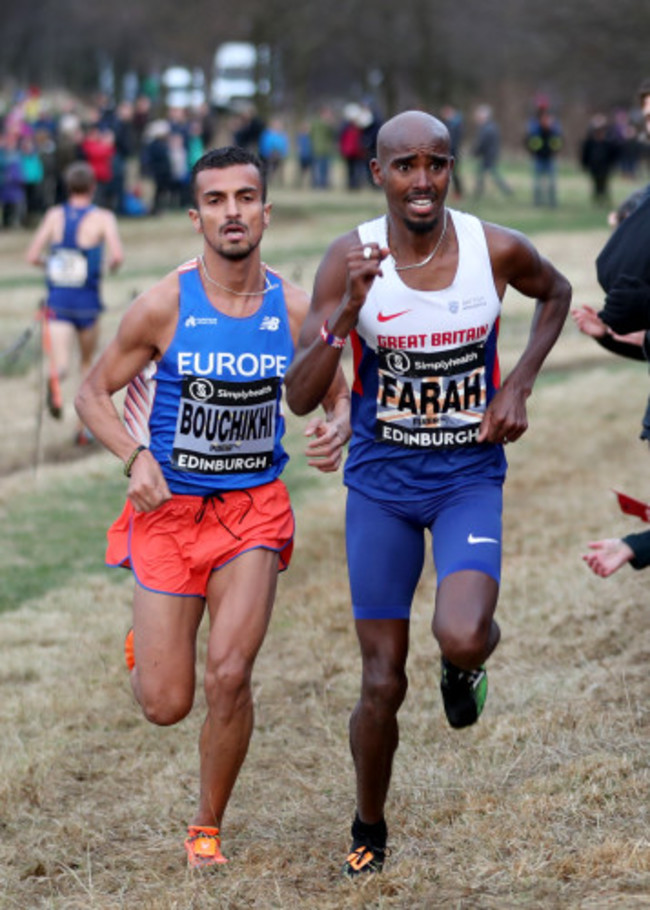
[342,840,386,878]
[440,657,488,729]
[46,377,63,419]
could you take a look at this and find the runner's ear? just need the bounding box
[369,159,383,188]
[188,208,203,235]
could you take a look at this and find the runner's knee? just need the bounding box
[360,661,408,717]
[204,655,253,716]
[434,613,498,667]
[139,679,194,726]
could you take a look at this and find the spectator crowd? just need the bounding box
[2,84,650,229]
[0,87,213,226]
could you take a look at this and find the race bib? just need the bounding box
[171,375,279,475]
[47,249,88,287]
[375,341,487,449]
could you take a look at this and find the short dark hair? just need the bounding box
[64,161,96,195]
[190,146,268,205]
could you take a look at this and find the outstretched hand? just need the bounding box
[581,538,634,577]
[572,305,645,346]
[303,415,348,473]
[571,304,607,339]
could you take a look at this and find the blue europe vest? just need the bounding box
[147,259,294,495]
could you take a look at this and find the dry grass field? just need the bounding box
[1,176,649,908]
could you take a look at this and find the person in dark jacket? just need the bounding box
[111,100,136,214]
[525,106,563,207]
[597,192,650,336]
[580,79,650,579]
[582,188,650,577]
[593,79,650,336]
[572,183,650,442]
[472,104,512,198]
[580,113,620,206]
[142,120,173,215]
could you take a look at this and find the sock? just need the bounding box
[351,813,387,848]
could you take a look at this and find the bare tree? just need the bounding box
[2,0,649,151]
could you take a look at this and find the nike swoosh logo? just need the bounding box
[467,533,499,545]
[377,310,412,322]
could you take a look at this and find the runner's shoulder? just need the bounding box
[115,270,180,354]
[273,271,309,337]
[128,270,180,328]
[315,229,359,285]
[329,228,360,258]
[481,220,541,270]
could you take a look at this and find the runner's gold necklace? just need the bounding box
[392,208,448,272]
[199,255,278,296]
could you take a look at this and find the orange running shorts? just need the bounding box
[106,478,294,596]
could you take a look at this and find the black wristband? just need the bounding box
[123,445,147,477]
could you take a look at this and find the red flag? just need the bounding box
[613,490,650,522]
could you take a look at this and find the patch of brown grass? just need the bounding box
[1,200,650,907]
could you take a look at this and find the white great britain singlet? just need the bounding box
[344,208,507,501]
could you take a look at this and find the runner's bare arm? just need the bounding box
[284,278,351,471]
[478,224,571,444]
[285,232,389,416]
[25,208,60,267]
[75,273,179,510]
[303,366,351,472]
[102,211,125,272]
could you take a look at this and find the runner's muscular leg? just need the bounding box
[350,618,409,824]
[77,320,101,379]
[75,321,101,434]
[432,570,500,670]
[131,584,205,725]
[192,547,279,828]
[47,319,75,380]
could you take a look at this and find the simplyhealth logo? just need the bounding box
[185,315,219,328]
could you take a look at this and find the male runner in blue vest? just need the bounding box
[76,146,350,867]
[285,110,571,876]
[26,161,124,443]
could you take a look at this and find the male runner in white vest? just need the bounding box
[285,110,571,876]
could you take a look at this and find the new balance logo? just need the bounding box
[260,316,280,331]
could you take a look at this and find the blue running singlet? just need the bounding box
[47,204,103,329]
[125,258,295,496]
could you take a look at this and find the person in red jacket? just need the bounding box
[80,122,115,208]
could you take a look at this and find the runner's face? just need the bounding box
[372,135,452,234]
[190,164,270,260]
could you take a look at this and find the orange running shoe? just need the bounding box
[124,628,135,672]
[184,826,229,868]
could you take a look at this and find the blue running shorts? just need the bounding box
[346,481,503,620]
[47,297,103,331]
